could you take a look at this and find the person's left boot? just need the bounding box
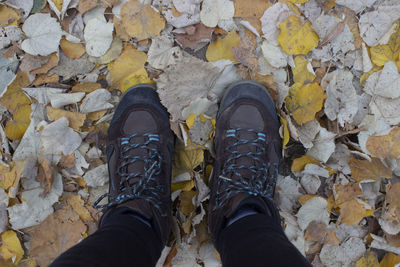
[94,84,174,245]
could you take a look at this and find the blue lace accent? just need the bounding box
[94,133,166,216]
[216,128,279,209]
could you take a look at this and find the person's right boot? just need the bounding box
[208,80,282,243]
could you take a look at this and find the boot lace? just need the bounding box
[216,128,279,209]
[94,133,166,216]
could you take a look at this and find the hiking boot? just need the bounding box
[94,84,174,245]
[208,80,282,242]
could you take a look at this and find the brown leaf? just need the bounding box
[338,199,374,226]
[233,0,270,19]
[175,24,214,51]
[46,106,87,131]
[71,82,102,93]
[348,157,392,182]
[305,221,327,243]
[334,183,363,207]
[66,195,93,221]
[78,0,99,14]
[232,29,258,72]
[37,157,54,197]
[367,127,400,159]
[31,53,59,75]
[60,153,76,169]
[60,38,86,59]
[28,207,86,266]
[33,73,59,86]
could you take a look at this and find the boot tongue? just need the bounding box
[231,130,260,179]
[118,199,153,219]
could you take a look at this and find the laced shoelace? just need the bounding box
[94,133,166,216]
[216,128,279,209]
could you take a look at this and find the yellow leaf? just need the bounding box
[186,113,197,129]
[108,45,147,90]
[0,72,31,113]
[71,82,102,93]
[4,121,29,141]
[338,199,374,226]
[33,73,59,86]
[180,190,196,216]
[287,0,309,3]
[0,230,24,264]
[121,0,165,40]
[280,117,290,147]
[292,55,315,84]
[380,252,400,267]
[371,22,400,67]
[278,15,319,55]
[0,161,25,191]
[172,180,195,192]
[87,110,107,121]
[60,38,86,59]
[120,68,154,93]
[367,127,400,159]
[0,5,20,26]
[51,0,63,11]
[66,195,93,221]
[172,143,204,178]
[356,250,379,267]
[285,82,326,125]
[5,103,31,140]
[206,31,241,62]
[46,106,87,131]
[291,155,320,172]
[348,157,392,182]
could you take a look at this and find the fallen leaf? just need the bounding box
[320,237,366,267]
[78,0,99,14]
[37,156,54,197]
[60,38,86,59]
[260,3,292,46]
[359,11,392,47]
[84,13,114,57]
[334,183,363,207]
[80,89,113,114]
[288,0,309,3]
[0,161,25,192]
[21,13,63,56]
[180,190,196,216]
[33,73,59,86]
[278,15,319,55]
[59,153,75,168]
[0,5,20,26]
[155,54,220,121]
[285,82,326,125]
[348,157,392,182]
[175,24,214,51]
[83,164,108,187]
[200,0,235,31]
[338,198,374,226]
[380,252,400,267]
[291,155,320,172]
[30,52,59,75]
[0,230,24,264]
[355,250,379,267]
[71,82,101,93]
[296,196,330,231]
[0,72,31,113]
[322,69,359,127]
[306,127,336,163]
[233,0,269,19]
[206,31,240,62]
[121,0,165,40]
[173,143,204,178]
[46,106,87,131]
[29,207,86,266]
[66,194,93,221]
[120,68,153,93]
[5,104,31,140]
[89,38,123,64]
[40,117,82,164]
[50,53,95,80]
[108,45,147,90]
[280,117,290,147]
[292,55,315,85]
[366,127,400,159]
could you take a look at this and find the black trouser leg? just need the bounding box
[51,207,163,267]
[216,214,312,267]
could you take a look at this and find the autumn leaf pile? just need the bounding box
[1,0,400,266]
